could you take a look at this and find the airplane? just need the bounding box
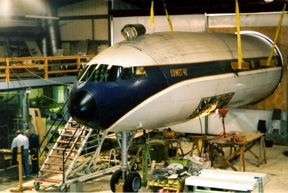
[67,24,283,192]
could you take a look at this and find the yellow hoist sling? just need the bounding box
[266,3,286,66]
[163,0,173,32]
[150,0,154,28]
[235,0,243,70]
[150,0,173,32]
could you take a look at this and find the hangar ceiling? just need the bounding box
[51,0,86,7]
[111,0,288,16]
[53,0,288,16]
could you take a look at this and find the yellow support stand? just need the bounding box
[10,146,32,192]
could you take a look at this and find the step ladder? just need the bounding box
[34,99,121,191]
[34,118,94,190]
[34,117,120,192]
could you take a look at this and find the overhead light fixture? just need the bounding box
[25,15,59,20]
[264,0,273,2]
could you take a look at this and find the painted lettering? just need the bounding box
[170,68,188,77]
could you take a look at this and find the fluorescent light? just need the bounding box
[25,15,59,20]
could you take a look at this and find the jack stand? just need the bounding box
[129,143,151,186]
[141,143,151,186]
[212,108,232,141]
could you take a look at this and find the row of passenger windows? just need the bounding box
[78,64,147,82]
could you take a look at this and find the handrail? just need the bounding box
[39,99,69,157]
[0,55,95,82]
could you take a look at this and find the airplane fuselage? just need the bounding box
[68,30,283,132]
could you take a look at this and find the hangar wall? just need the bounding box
[112,14,206,43]
[58,0,109,41]
[58,0,110,54]
[112,13,288,43]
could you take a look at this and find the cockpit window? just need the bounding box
[90,64,109,82]
[77,64,109,82]
[121,66,147,80]
[77,64,97,81]
[77,64,147,82]
[121,68,133,80]
[103,65,123,82]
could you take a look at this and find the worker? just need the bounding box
[25,128,39,174]
[11,130,30,178]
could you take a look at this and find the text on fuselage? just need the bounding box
[170,68,188,77]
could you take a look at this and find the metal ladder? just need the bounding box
[34,118,94,190]
[34,101,120,191]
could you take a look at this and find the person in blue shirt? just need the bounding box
[25,128,39,174]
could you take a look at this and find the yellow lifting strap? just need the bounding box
[235,0,243,70]
[150,0,154,28]
[163,0,173,32]
[267,3,286,66]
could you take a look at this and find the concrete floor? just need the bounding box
[0,140,288,193]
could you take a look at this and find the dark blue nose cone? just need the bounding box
[68,90,96,125]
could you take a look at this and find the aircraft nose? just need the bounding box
[68,90,96,124]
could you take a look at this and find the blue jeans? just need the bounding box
[22,149,29,177]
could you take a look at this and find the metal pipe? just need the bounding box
[40,20,48,57]
[206,11,288,17]
[121,131,128,179]
[45,1,61,56]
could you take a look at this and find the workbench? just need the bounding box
[0,149,12,169]
[207,132,266,171]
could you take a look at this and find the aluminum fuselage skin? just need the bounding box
[68,31,283,132]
